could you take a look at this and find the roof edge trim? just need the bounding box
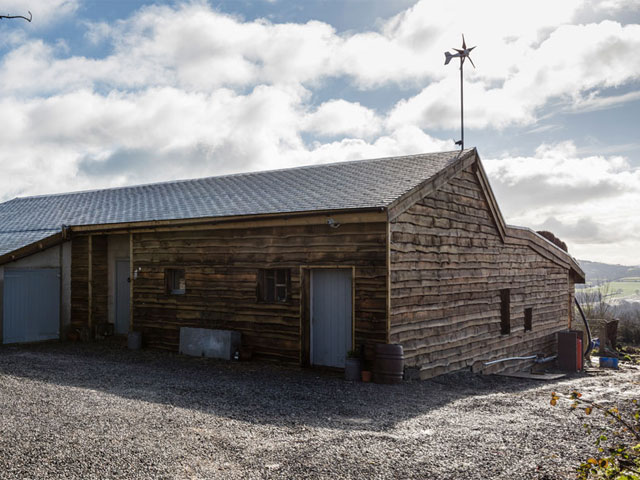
[68,206,386,234]
[0,232,63,266]
[387,148,478,222]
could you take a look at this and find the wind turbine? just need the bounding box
[444,34,476,150]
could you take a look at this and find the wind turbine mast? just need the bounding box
[444,34,476,150]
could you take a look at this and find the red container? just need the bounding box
[576,338,583,371]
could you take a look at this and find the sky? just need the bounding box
[0,0,639,265]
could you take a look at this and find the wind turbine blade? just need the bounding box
[462,34,466,50]
[444,52,452,65]
[468,46,476,52]
[468,56,476,68]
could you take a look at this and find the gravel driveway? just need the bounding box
[0,343,638,479]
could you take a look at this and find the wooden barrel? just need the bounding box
[373,344,404,384]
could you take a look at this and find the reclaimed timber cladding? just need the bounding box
[390,165,572,379]
[70,235,108,332]
[70,236,88,329]
[91,235,108,326]
[130,221,388,361]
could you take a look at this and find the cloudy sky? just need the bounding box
[0,0,639,265]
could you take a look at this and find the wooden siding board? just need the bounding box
[390,164,573,379]
[70,235,108,335]
[91,235,108,327]
[125,222,387,361]
[70,236,88,330]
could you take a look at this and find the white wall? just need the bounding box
[0,241,72,335]
[1,235,131,337]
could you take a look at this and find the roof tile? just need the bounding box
[0,149,470,256]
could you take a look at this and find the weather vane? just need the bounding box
[444,34,476,150]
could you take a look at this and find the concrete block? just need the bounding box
[179,327,241,360]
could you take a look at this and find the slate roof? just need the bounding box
[0,149,472,257]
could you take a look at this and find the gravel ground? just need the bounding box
[0,343,638,480]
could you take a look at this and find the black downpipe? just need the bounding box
[574,297,594,360]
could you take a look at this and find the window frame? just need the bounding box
[258,268,291,304]
[165,268,186,295]
[524,307,533,332]
[500,288,511,335]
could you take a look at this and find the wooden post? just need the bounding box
[87,235,93,330]
[298,265,303,364]
[352,265,356,351]
[59,243,63,339]
[386,221,391,344]
[129,232,133,332]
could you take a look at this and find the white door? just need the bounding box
[311,269,352,368]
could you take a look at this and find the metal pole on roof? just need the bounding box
[460,63,464,150]
[444,34,476,151]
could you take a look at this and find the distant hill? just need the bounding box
[578,260,640,283]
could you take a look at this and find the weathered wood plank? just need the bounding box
[390,163,574,378]
[128,222,388,361]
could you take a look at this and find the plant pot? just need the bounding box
[361,370,372,382]
[239,346,253,361]
[128,331,142,350]
[345,357,361,381]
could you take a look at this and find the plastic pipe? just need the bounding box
[483,355,537,367]
[535,355,557,364]
[574,297,594,360]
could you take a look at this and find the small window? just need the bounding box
[258,269,290,303]
[500,289,510,335]
[165,268,186,295]
[524,307,533,332]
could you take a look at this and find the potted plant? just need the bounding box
[360,344,372,382]
[345,349,361,381]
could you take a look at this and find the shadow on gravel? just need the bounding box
[0,342,566,432]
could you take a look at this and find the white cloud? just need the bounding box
[569,90,640,113]
[0,0,638,265]
[484,142,640,264]
[2,1,638,128]
[303,100,382,138]
[302,125,453,165]
[0,82,452,201]
[388,20,640,130]
[0,0,78,27]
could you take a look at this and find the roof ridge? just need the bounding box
[11,148,472,201]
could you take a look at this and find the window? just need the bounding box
[258,269,290,303]
[165,268,186,295]
[524,307,533,332]
[500,289,510,335]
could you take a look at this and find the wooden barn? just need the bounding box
[0,148,584,379]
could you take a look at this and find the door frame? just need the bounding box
[300,265,355,366]
[114,258,130,335]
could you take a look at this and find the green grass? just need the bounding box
[583,280,640,300]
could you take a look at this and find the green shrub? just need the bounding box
[550,391,640,479]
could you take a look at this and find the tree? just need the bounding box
[0,11,32,22]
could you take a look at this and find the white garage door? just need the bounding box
[3,268,60,344]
